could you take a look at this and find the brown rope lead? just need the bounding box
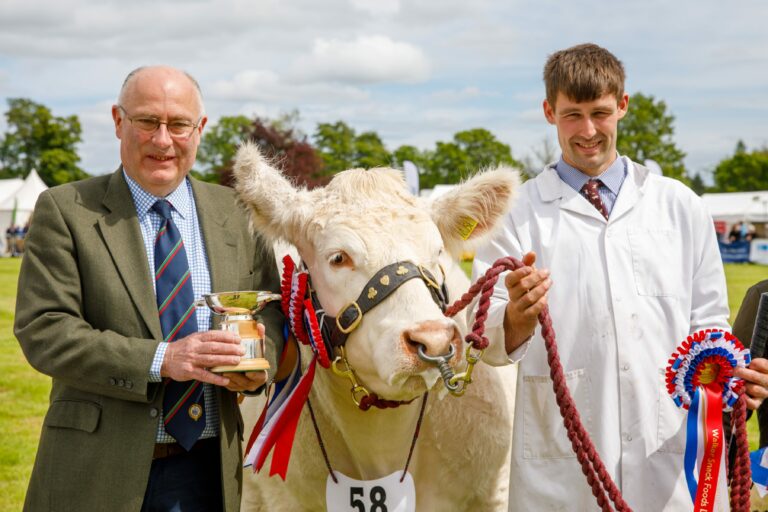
[445,256,752,512]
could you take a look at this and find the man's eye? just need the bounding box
[135,118,160,130]
[169,121,193,129]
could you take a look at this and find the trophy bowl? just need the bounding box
[196,291,281,373]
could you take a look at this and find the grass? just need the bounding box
[0,259,765,510]
[0,258,50,512]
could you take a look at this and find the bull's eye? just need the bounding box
[329,251,351,267]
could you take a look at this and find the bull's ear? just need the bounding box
[428,166,519,258]
[232,141,311,245]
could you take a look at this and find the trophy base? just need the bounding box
[211,358,270,373]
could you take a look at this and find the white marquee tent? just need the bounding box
[701,190,768,226]
[0,169,48,253]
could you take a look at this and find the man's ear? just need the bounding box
[543,99,556,125]
[617,93,629,120]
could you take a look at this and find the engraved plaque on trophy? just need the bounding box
[195,291,281,373]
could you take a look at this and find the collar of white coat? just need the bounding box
[536,156,651,223]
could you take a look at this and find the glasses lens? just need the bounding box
[134,118,160,132]
[168,121,195,137]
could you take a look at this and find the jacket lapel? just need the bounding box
[97,170,163,340]
[191,180,241,292]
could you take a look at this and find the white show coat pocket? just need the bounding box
[522,368,591,459]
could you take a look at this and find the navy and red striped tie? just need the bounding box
[153,199,204,450]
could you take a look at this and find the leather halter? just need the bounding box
[310,260,448,349]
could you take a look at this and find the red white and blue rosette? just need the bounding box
[244,255,323,479]
[665,329,750,512]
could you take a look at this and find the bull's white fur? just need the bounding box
[234,142,518,511]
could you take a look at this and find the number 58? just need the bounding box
[350,486,387,512]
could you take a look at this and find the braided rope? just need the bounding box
[729,393,751,512]
[445,257,754,510]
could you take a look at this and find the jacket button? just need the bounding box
[149,408,159,418]
[109,378,117,386]
[126,381,134,389]
[118,379,125,387]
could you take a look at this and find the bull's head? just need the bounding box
[233,142,517,401]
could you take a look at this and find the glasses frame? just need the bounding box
[117,105,202,139]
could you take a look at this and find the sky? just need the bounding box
[0,0,766,182]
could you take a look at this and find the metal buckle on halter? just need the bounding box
[417,265,440,291]
[336,301,362,334]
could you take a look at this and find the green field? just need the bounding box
[0,259,766,510]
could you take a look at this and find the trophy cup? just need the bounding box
[196,291,281,373]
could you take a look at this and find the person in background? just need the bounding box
[471,42,768,510]
[15,65,284,512]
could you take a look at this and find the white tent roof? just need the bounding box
[0,178,24,205]
[701,190,768,223]
[0,169,47,211]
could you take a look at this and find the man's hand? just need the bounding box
[735,357,768,410]
[223,371,269,393]
[503,251,551,353]
[161,330,244,387]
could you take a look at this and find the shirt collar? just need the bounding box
[554,155,626,195]
[122,169,193,220]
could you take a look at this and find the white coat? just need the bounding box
[472,158,730,511]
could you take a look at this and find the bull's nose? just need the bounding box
[402,320,460,359]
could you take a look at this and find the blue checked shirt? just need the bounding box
[123,171,219,443]
[555,155,627,216]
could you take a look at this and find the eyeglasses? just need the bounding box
[117,105,202,138]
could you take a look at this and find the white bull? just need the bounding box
[233,142,518,511]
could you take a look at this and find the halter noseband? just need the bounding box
[313,260,448,349]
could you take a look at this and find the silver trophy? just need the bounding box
[196,291,281,373]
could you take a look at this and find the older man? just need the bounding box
[15,66,284,511]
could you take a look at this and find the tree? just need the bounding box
[689,172,708,196]
[0,98,89,186]
[354,131,391,169]
[522,137,558,180]
[421,128,521,189]
[313,121,356,175]
[199,113,326,189]
[313,121,393,175]
[712,142,768,192]
[617,92,687,182]
[195,115,252,183]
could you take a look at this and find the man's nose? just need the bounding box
[151,124,173,147]
[579,117,597,138]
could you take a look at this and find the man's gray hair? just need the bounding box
[117,66,204,114]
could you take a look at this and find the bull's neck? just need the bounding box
[308,365,428,481]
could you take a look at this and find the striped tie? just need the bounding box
[580,179,609,220]
[153,199,204,450]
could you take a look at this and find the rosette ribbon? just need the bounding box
[244,255,328,479]
[665,329,750,512]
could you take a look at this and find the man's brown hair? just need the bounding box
[543,43,625,109]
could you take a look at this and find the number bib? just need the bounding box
[326,470,416,512]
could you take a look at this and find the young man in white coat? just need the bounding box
[472,43,768,510]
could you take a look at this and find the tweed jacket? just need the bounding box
[15,170,284,512]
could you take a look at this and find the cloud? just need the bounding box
[294,35,430,84]
[209,69,369,103]
[349,0,400,17]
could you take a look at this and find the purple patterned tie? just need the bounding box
[153,199,204,450]
[580,179,609,220]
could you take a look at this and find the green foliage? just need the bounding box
[420,128,521,189]
[313,121,356,174]
[0,98,89,186]
[0,258,50,511]
[617,93,687,183]
[712,142,768,192]
[689,172,708,196]
[313,121,392,174]
[196,115,253,183]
